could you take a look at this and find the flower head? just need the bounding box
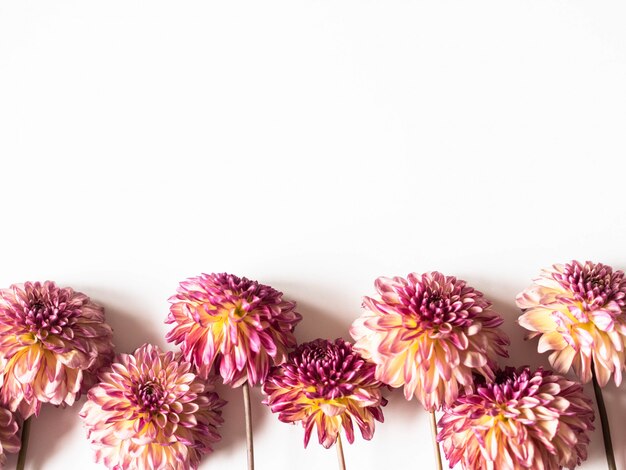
[80,344,225,470]
[263,338,386,448]
[166,273,301,387]
[0,281,114,418]
[438,366,594,470]
[350,272,509,411]
[517,261,626,386]
[0,406,20,467]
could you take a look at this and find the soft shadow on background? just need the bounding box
[17,402,83,470]
[292,299,354,343]
[211,383,266,459]
[91,289,168,353]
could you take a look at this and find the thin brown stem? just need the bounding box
[336,434,346,470]
[591,367,616,470]
[242,382,255,470]
[430,411,443,470]
[16,417,31,470]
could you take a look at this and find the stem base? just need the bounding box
[430,411,443,470]
[17,417,31,470]
[242,382,255,470]
[591,368,616,470]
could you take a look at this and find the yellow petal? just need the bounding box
[519,308,558,333]
[537,332,568,353]
[550,347,576,374]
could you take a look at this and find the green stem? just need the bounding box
[16,417,31,470]
[336,434,346,470]
[430,411,443,470]
[591,367,616,470]
[242,382,255,470]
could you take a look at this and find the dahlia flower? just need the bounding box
[80,343,225,470]
[438,366,594,470]
[350,272,509,411]
[0,281,114,418]
[517,261,626,386]
[263,338,387,449]
[166,273,302,387]
[0,406,20,467]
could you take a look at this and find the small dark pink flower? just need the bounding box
[263,338,387,448]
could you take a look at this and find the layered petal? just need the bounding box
[0,406,20,467]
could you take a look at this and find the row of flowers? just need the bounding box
[0,261,622,469]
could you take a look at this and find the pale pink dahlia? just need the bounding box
[166,273,302,387]
[263,338,386,448]
[350,272,509,411]
[517,261,626,386]
[0,406,20,467]
[439,367,594,470]
[0,281,114,418]
[80,344,225,470]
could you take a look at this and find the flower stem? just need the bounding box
[17,417,31,470]
[242,382,255,470]
[336,434,346,470]
[591,368,616,470]
[429,411,443,470]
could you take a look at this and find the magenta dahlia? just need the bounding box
[439,366,594,470]
[351,272,509,411]
[517,260,626,386]
[0,281,114,417]
[263,338,387,448]
[166,273,302,387]
[80,343,225,470]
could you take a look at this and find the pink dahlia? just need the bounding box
[166,273,302,387]
[0,281,114,418]
[0,406,20,467]
[517,261,626,386]
[439,366,594,470]
[263,338,386,448]
[80,344,225,470]
[350,272,509,411]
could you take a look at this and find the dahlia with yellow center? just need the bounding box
[438,366,594,470]
[166,273,302,387]
[517,261,626,386]
[80,344,225,470]
[0,281,114,418]
[263,338,387,448]
[0,406,20,467]
[350,272,509,411]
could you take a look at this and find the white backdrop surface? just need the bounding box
[1,1,626,469]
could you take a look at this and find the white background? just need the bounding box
[1,1,626,469]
